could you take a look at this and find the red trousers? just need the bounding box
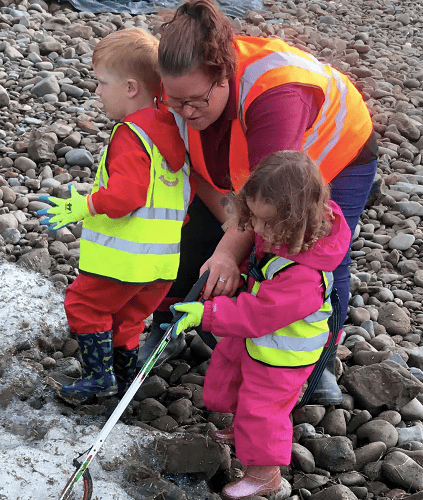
[64,274,172,350]
[203,337,314,466]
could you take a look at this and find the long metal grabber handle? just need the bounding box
[58,270,210,500]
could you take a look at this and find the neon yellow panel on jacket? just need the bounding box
[246,256,333,367]
[79,121,190,284]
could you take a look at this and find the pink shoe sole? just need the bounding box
[222,468,282,500]
[222,487,282,500]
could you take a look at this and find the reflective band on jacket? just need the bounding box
[79,121,190,284]
[246,255,333,367]
[170,36,373,191]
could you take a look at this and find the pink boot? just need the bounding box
[210,425,234,445]
[222,465,282,499]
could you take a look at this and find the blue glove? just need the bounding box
[161,301,205,339]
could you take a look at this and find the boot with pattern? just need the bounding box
[222,465,283,499]
[60,330,118,400]
[114,346,139,397]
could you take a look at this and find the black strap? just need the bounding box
[248,248,278,283]
[295,287,341,409]
[197,325,218,349]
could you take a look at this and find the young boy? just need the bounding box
[38,28,190,400]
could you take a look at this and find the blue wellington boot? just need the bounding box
[310,347,343,405]
[114,346,139,397]
[60,330,118,400]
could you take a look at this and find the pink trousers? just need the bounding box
[203,337,314,466]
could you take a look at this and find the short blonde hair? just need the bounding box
[92,28,161,95]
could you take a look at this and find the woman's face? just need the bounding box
[161,68,230,130]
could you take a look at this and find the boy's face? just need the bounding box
[94,63,132,120]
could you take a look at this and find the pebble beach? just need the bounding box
[2,0,423,499]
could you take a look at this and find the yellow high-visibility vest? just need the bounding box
[79,121,190,284]
[246,255,333,367]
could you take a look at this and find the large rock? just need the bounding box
[302,437,356,472]
[377,302,411,335]
[382,451,423,491]
[31,75,60,97]
[310,484,359,500]
[27,129,58,162]
[356,420,398,449]
[0,213,18,233]
[389,112,421,141]
[17,248,51,273]
[342,362,422,414]
[156,434,230,479]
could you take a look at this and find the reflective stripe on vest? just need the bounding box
[170,36,373,191]
[79,121,190,284]
[246,256,333,367]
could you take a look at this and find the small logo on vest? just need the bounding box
[159,159,179,187]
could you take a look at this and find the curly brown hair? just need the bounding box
[235,151,333,255]
[158,0,238,82]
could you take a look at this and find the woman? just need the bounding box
[144,0,378,405]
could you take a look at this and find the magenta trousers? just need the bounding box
[203,337,314,466]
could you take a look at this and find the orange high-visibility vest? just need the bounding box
[171,36,373,191]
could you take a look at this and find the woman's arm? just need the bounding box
[193,171,233,224]
[200,226,254,299]
[194,172,254,299]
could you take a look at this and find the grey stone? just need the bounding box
[0,85,10,107]
[354,442,387,472]
[400,398,423,421]
[60,83,84,98]
[64,149,95,167]
[378,302,411,335]
[394,201,423,217]
[0,214,19,233]
[291,443,315,473]
[342,362,422,414]
[388,233,416,250]
[55,357,82,378]
[356,420,398,449]
[2,228,21,244]
[14,157,37,173]
[156,434,229,480]
[382,450,423,491]
[303,436,356,472]
[293,473,330,491]
[397,426,423,447]
[31,75,60,97]
[17,248,51,273]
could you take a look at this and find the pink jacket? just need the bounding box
[202,201,351,338]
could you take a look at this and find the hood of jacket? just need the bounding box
[123,108,186,172]
[255,200,351,273]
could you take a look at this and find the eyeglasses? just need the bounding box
[159,81,216,109]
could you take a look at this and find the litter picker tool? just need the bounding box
[58,270,210,500]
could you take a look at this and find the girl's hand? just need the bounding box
[200,251,240,300]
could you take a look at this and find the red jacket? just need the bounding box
[91,108,193,218]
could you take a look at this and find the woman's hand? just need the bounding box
[200,250,240,300]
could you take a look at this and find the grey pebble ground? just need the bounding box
[2,0,423,499]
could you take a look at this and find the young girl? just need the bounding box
[167,150,351,499]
